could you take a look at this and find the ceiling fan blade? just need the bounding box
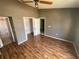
[22,1,33,3]
[39,1,53,4]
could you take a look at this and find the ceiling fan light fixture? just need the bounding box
[20,0,53,8]
[35,4,38,8]
[35,2,38,8]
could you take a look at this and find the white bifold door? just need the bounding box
[32,18,40,36]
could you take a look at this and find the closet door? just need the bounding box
[0,17,13,46]
[33,18,40,36]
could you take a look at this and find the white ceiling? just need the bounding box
[20,0,79,9]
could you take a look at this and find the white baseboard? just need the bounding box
[72,43,79,58]
[44,34,79,58]
[18,39,27,45]
[44,34,72,43]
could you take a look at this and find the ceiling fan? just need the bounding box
[20,0,53,8]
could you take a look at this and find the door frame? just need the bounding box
[23,17,46,36]
[39,17,46,35]
[32,18,41,36]
[23,17,41,36]
[0,17,15,46]
[23,17,34,41]
[7,17,15,42]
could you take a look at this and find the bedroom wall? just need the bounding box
[70,9,79,57]
[39,8,79,56]
[0,0,38,44]
[0,0,79,56]
[39,9,73,41]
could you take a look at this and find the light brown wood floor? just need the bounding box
[0,35,78,59]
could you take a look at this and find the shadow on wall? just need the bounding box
[66,9,79,42]
[63,9,79,57]
[66,9,79,55]
[71,9,79,55]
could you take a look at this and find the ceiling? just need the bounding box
[19,0,79,9]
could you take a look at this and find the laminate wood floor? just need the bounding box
[0,35,78,59]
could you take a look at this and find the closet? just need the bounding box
[0,17,13,46]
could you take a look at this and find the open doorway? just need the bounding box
[24,17,41,36]
[23,17,45,41]
[40,18,45,35]
[29,18,34,35]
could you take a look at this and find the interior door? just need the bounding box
[33,18,40,36]
[23,17,28,41]
[0,17,13,46]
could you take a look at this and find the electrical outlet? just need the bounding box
[48,25,51,28]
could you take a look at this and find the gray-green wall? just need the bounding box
[0,0,79,56]
[70,9,79,56]
[39,9,73,41]
[0,0,38,44]
[39,8,79,56]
